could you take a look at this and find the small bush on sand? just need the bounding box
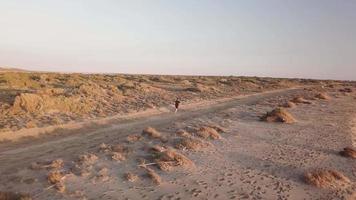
[260,107,296,123]
[196,126,222,140]
[54,182,66,193]
[339,147,356,159]
[78,153,98,165]
[315,93,330,100]
[126,134,142,143]
[142,127,161,138]
[304,169,350,188]
[207,124,227,133]
[145,167,162,185]
[124,172,139,182]
[155,149,195,171]
[111,152,126,161]
[0,191,32,200]
[47,170,64,184]
[175,137,210,151]
[176,129,191,138]
[291,97,312,104]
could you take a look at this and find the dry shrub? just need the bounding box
[339,147,356,159]
[54,182,66,193]
[282,101,296,108]
[175,137,210,151]
[145,167,162,185]
[155,149,194,171]
[48,159,64,169]
[196,126,222,140]
[315,93,330,100]
[112,144,129,153]
[291,97,312,104]
[78,153,98,165]
[304,169,350,188]
[207,124,226,133]
[124,172,139,182]
[176,129,191,138]
[142,127,161,138]
[111,152,126,161]
[260,107,296,124]
[0,191,32,200]
[95,168,110,182]
[47,170,64,184]
[126,134,142,143]
[98,143,111,152]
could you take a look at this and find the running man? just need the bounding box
[174,98,181,113]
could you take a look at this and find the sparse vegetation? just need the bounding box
[304,169,350,188]
[142,127,161,139]
[196,126,222,139]
[260,107,296,123]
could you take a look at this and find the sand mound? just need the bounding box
[158,149,194,171]
[260,107,296,123]
[0,191,32,200]
[175,137,210,151]
[124,172,139,182]
[291,97,312,104]
[196,126,222,140]
[339,147,356,159]
[304,169,350,188]
[142,127,161,138]
[315,93,330,100]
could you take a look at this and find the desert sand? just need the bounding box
[0,72,355,200]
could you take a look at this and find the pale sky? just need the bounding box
[1,0,355,80]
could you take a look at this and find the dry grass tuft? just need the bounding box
[126,134,142,143]
[142,127,161,138]
[29,159,64,170]
[0,191,32,200]
[291,97,312,104]
[260,107,296,123]
[54,182,66,193]
[304,169,350,188]
[315,93,330,100]
[47,170,64,184]
[207,124,227,133]
[124,172,139,182]
[145,167,162,185]
[155,149,195,171]
[175,137,210,151]
[111,152,126,161]
[78,153,98,165]
[176,129,191,138]
[196,126,222,140]
[112,144,129,153]
[98,143,111,152]
[339,147,356,159]
[48,159,64,169]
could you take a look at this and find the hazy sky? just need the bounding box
[1,0,355,80]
